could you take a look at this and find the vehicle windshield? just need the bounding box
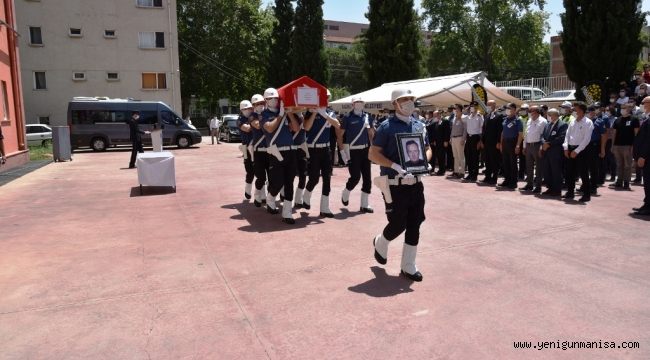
[546,91,572,98]
[227,119,238,128]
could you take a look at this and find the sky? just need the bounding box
[262,0,650,42]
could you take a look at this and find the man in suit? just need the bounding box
[540,108,568,196]
[128,111,149,169]
[430,110,450,175]
[481,100,503,184]
[633,96,650,215]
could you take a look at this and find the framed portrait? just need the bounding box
[396,133,428,175]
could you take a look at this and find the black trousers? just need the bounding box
[435,144,447,173]
[446,145,454,170]
[253,151,269,191]
[129,140,144,167]
[605,139,616,178]
[296,149,308,189]
[268,150,296,201]
[518,153,526,179]
[541,147,563,192]
[383,182,425,246]
[643,163,649,207]
[501,139,518,185]
[306,147,332,196]
[244,156,254,184]
[346,147,372,193]
[465,135,480,178]
[588,141,601,191]
[484,142,501,180]
[566,146,591,194]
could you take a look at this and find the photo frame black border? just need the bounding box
[396,132,428,175]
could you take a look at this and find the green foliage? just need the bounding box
[268,0,295,87]
[291,0,329,85]
[560,0,646,100]
[328,87,351,101]
[362,0,422,88]
[421,0,549,80]
[177,0,273,115]
[326,43,366,94]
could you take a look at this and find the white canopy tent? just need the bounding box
[330,72,522,114]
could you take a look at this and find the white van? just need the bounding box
[500,87,546,101]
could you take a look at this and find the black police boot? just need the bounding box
[373,236,387,265]
[400,270,423,282]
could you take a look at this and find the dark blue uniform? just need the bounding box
[250,112,269,204]
[500,116,523,188]
[341,111,372,194]
[633,116,650,212]
[239,114,255,187]
[305,111,333,198]
[588,115,607,192]
[372,115,429,247]
[541,119,568,194]
[293,116,308,203]
[260,109,296,204]
[128,115,145,168]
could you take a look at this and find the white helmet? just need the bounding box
[351,96,364,103]
[264,88,279,99]
[561,101,573,108]
[391,88,415,102]
[251,94,264,104]
[520,103,530,110]
[240,100,253,110]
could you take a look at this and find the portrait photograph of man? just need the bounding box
[397,134,428,174]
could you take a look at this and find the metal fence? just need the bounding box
[494,75,575,96]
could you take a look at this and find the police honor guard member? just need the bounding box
[302,100,341,218]
[238,100,255,200]
[250,94,269,207]
[562,102,594,202]
[369,89,432,282]
[339,96,375,213]
[288,112,309,209]
[259,88,300,223]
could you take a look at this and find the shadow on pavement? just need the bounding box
[130,186,176,197]
[222,202,325,233]
[348,266,414,298]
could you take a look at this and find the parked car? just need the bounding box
[68,97,202,151]
[25,124,53,147]
[219,115,241,143]
[500,86,546,101]
[531,90,576,108]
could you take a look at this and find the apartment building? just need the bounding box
[324,20,431,49]
[0,0,28,171]
[15,0,181,126]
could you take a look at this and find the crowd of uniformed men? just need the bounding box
[233,83,650,282]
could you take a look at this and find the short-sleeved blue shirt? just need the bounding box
[293,117,306,145]
[305,110,333,145]
[502,116,523,139]
[372,116,429,177]
[591,116,607,142]
[238,114,252,145]
[260,109,294,147]
[250,113,266,149]
[342,112,370,146]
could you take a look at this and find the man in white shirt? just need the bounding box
[562,102,594,202]
[521,105,547,192]
[463,101,484,181]
[209,115,221,145]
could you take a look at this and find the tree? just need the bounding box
[326,43,366,94]
[267,0,295,87]
[421,0,549,80]
[362,0,422,88]
[292,0,329,85]
[561,0,646,100]
[178,0,273,116]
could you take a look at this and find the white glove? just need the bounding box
[391,163,407,176]
[339,150,349,164]
[317,107,328,118]
[279,101,285,117]
[427,163,432,171]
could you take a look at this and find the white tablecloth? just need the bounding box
[136,152,176,188]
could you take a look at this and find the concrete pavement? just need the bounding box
[0,138,648,359]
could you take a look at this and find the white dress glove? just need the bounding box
[391,163,407,176]
[317,107,328,118]
[279,101,285,117]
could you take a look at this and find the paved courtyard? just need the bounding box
[1,139,648,359]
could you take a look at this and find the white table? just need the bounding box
[136,151,176,194]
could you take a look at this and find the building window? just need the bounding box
[69,28,82,37]
[1,81,9,121]
[136,0,163,8]
[37,116,50,125]
[329,25,339,31]
[72,72,86,81]
[34,72,47,90]
[104,30,116,38]
[29,26,43,45]
[138,32,165,49]
[142,73,167,90]
[106,72,120,81]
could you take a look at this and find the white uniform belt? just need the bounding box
[349,144,369,150]
[309,143,329,149]
[276,146,293,151]
[387,176,421,186]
